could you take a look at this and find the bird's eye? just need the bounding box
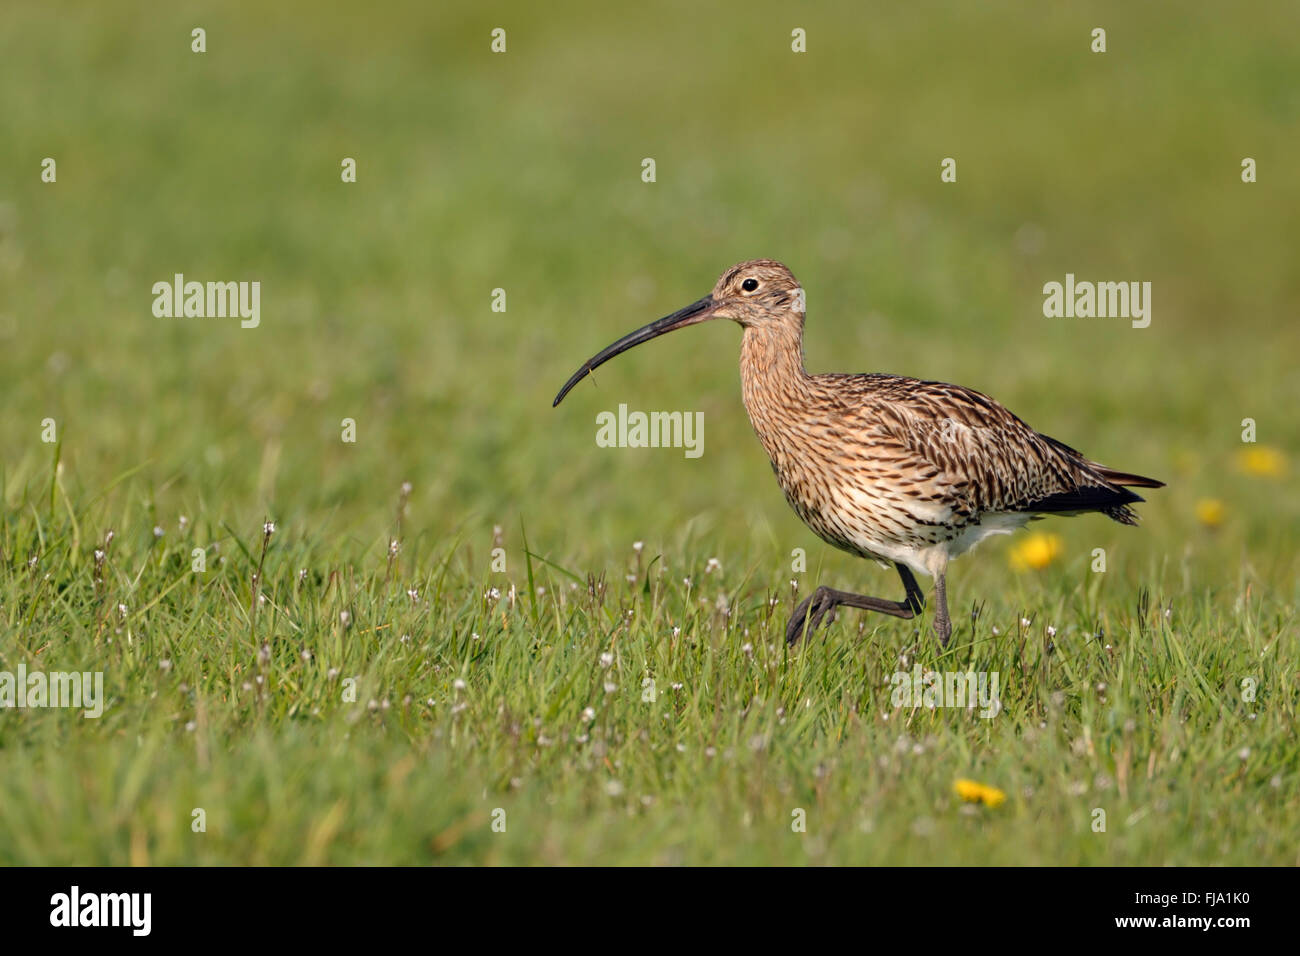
[741,278,759,292]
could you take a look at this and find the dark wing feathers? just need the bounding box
[845,375,1162,526]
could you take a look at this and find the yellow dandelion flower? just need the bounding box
[1237,446,1286,477]
[1195,498,1225,528]
[1009,532,1063,571]
[954,778,1006,808]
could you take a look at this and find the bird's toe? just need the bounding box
[785,594,816,645]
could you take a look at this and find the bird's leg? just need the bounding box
[931,570,953,647]
[786,564,925,646]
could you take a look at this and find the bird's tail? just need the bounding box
[1093,466,1166,490]
[1092,465,1165,526]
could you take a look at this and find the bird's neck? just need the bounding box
[739,324,812,444]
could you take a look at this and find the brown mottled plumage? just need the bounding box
[554,259,1164,646]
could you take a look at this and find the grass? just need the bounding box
[0,0,1297,864]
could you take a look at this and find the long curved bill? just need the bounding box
[552,295,716,407]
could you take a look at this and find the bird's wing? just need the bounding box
[828,375,1142,522]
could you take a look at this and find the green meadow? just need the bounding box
[0,1,1296,864]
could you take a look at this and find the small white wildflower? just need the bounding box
[581,707,595,723]
[599,652,614,668]
[1046,625,1057,638]
[178,515,189,531]
[263,521,275,536]
[339,609,351,626]
[159,659,172,672]
[603,681,617,694]
[453,678,466,691]
[633,541,644,553]
[185,721,196,732]
[300,649,312,661]
[705,557,721,574]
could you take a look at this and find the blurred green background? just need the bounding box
[2,0,1296,564]
[0,1,1297,865]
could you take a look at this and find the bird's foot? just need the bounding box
[785,587,838,646]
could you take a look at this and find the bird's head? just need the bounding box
[552,259,803,406]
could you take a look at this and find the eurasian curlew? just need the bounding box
[553,259,1163,647]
